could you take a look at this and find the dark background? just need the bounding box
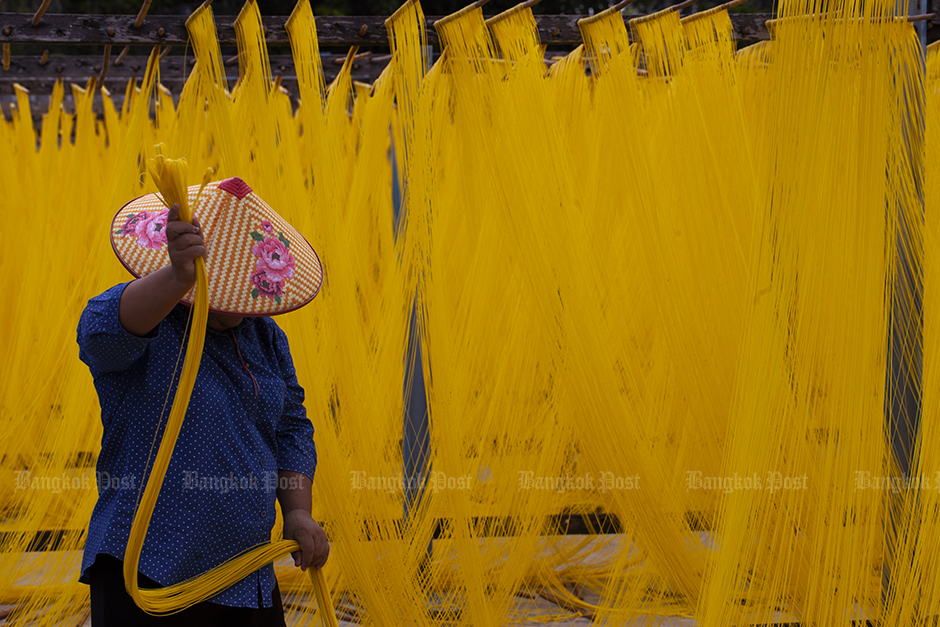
[0,0,777,17]
[0,0,781,62]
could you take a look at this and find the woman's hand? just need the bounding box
[164,203,206,287]
[283,509,330,571]
[118,203,207,337]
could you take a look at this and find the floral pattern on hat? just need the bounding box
[116,208,170,250]
[111,181,323,316]
[249,225,295,305]
[115,210,149,237]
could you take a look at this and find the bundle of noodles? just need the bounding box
[699,3,923,625]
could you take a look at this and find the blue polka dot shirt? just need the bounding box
[76,282,317,608]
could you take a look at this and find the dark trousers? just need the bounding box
[89,554,287,627]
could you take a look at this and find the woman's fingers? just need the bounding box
[169,233,206,255]
[311,525,330,571]
[165,203,203,241]
[165,221,200,242]
[178,245,207,261]
[296,531,316,571]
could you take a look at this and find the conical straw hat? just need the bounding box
[111,177,323,316]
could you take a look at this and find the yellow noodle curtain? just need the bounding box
[0,0,934,624]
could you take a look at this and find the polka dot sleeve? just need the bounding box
[271,324,317,481]
[77,282,161,375]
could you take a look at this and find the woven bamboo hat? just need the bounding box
[111,177,323,316]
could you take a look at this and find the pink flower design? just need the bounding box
[252,237,295,282]
[135,208,170,250]
[249,223,295,304]
[250,271,284,300]
[118,211,149,237]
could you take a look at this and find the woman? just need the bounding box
[77,178,330,626]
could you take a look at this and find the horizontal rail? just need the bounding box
[0,53,378,92]
[0,12,782,47]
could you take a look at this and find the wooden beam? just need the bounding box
[0,12,779,47]
[0,53,386,95]
[0,53,360,77]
